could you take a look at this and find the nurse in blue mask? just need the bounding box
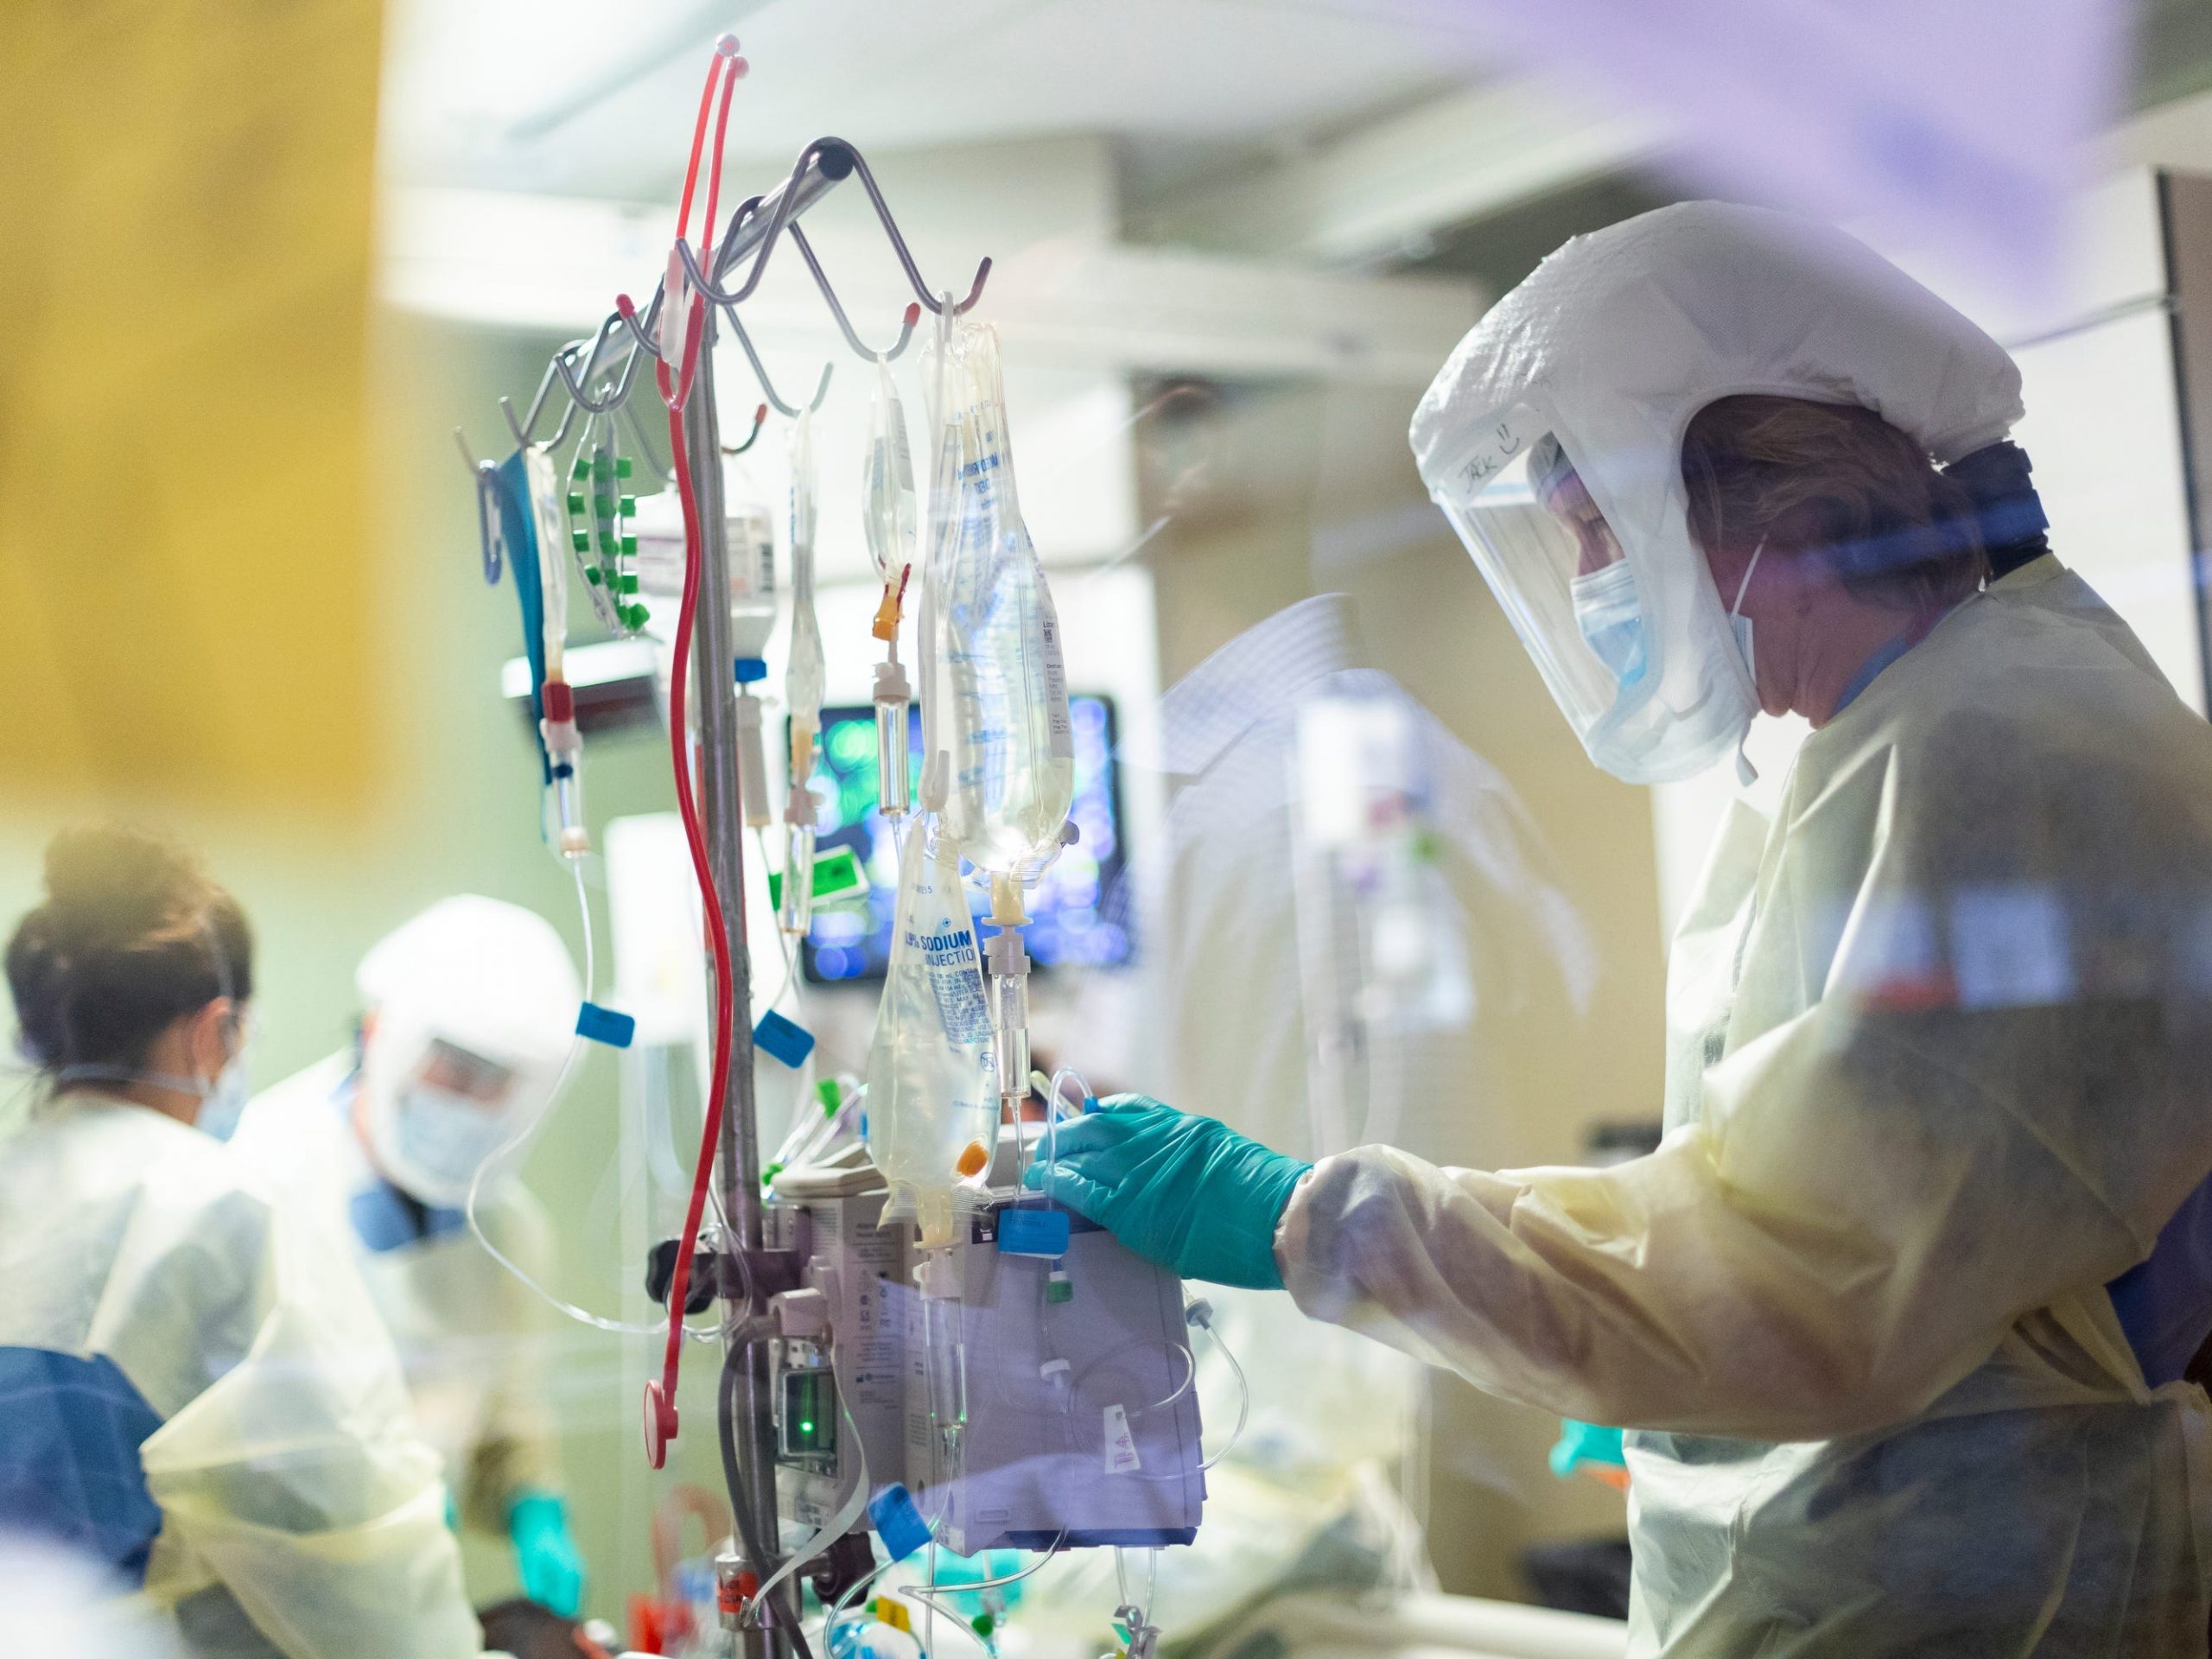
[235,895,588,1623]
[1544,434,1649,689]
[1031,202,2212,1656]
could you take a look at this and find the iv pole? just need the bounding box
[682,309,780,1658]
[462,137,991,1659]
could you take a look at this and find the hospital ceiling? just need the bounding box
[384,0,2212,306]
[380,0,1503,201]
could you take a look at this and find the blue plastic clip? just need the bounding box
[734,656,769,684]
[753,1007,816,1070]
[997,1206,1071,1258]
[575,1001,636,1049]
[868,1484,932,1563]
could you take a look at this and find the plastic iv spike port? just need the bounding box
[956,1140,990,1179]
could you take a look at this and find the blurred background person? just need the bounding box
[0,824,484,1658]
[236,894,586,1618]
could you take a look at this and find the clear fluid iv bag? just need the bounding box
[865,821,996,1249]
[914,315,964,808]
[930,323,1074,876]
[524,442,589,857]
[632,484,777,661]
[785,407,827,933]
[785,407,826,742]
[866,354,918,821]
[865,355,918,582]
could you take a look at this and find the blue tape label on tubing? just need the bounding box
[753,1007,817,1070]
[868,1484,932,1562]
[575,1001,636,1049]
[997,1205,1071,1257]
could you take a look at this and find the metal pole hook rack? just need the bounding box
[456,136,992,475]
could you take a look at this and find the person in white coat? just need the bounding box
[1029,202,2212,1654]
[235,895,585,1618]
[0,825,483,1658]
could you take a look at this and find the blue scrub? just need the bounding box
[0,1348,165,1581]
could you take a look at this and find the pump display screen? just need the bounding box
[796,695,1132,983]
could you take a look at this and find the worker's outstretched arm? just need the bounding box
[1281,992,2192,1440]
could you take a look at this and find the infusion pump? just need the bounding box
[763,1155,1207,1558]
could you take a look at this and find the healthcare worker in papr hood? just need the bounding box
[1028,201,2212,1655]
[235,894,588,1620]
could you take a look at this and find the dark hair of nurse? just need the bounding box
[5,825,253,1123]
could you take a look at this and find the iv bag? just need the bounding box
[864,820,995,1248]
[632,488,777,659]
[863,355,918,583]
[931,323,1074,876]
[523,444,569,677]
[786,409,826,742]
[913,317,966,785]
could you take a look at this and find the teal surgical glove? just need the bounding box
[508,1490,585,1618]
[1021,1095,1310,1289]
[1549,1419,1627,1479]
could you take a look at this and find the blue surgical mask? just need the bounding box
[391,1085,511,1205]
[1569,560,1647,687]
[1726,538,1767,689]
[55,1048,251,1139]
[196,1056,252,1141]
[1726,540,1769,786]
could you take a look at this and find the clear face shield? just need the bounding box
[414,1037,518,1109]
[1429,412,1651,758]
[364,1027,534,1207]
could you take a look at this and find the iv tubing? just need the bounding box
[755,825,807,1019]
[645,38,746,1452]
[652,387,735,1432]
[1189,1304,1251,1473]
[899,1530,1067,1652]
[1036,1065,1089,1206]
[1115,1548,1158,1634]
[822,1554,895,1650]
[466,860,719,1341]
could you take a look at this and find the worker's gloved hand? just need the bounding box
[508,1490,586,1619]
[1549,1420,1630,1492]
[1022,1095,1311,1289]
